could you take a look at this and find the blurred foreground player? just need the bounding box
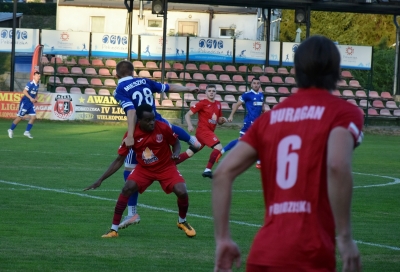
[212,35,363,272]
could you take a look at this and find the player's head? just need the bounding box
[294,35,340,91]
[137,104,155,132]
[116,60,134,79]
[205,84,216,101]
[33,71,41,81]
[250,77,261,91]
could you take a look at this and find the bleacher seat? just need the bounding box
[233,75,245,82]
[220,74,231,82]
[138,71,151,78]
[91,78,103,86]
[259,75,270,83]
[225,65,237,72]
[155,93,168,100]
[134,71,138,77]
[212,65,224,71]
[238,105,245,111]
[186,63,198,71]
[71,67,83,74]
[290,68,295,75]
[63,77,75,85]
[104,79,116,87]
[224,95,236,102]
[98,89,111,96]
[161,99,174,107]
[176,100,188,108]
[70,87,82,94]
[199,84,207,91]
[386,101,398,109]
[349,80,361,88]
[99,68,111,76]
[78,58,90,66]
[49,76,61,84]
[393,110,400,116]
[380,109,392,116]
[265,86,277,94]
[216,84,224,92]
[179,72,192,80]
[159,62,171,69]
[265,67,276,74]
[169,93,182,100]
[184,93,195,101]
[381,92,393,100]
[199,64,211,71]
[197,93,207,100]
[57,66,69,74]
[133,61,144,68]
[112,69,116,76]
[278,87,290,94]
[368,108,379,116]
[359,100,371,108]
[291,87,299,94]
[221,102,230,109]
[77,78,89,85]
[193,73,205,81]
[105,59,116,68]
[238,85,247,92]
[51,57,63,64]
[215,94,223,101]
[225,85,237,92]
[55,87,67,93]
[146,61,158,69]
[84,88,96,95]
[347,99,358,106]
[166,72,178,79]
[341,70,353,78]
[271,76,284,84]
[92,59,104,66]
[355,90,367,98]
[186,83,197,88]
[247,75,255,82]
[285,77,296,85]
[277,67,289,74]
[251,66,263,73]
[173,63,184,70]
[43,66,54,74]
[155,99,160,106]
[265,96,278,104]
[85,68,97,75]
[238,65,248,73]
[368,91,380,99]
[279,97,287,103]
[65,58,77,65]
[190,101,199,107]
[342,90,354,97]
[206,74,218,81]
[153,71,161,79]
[332,90,341,97]
[372,100,385,108]
[41,56,49,65]
[337,79,348,87]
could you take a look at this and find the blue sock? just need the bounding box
[224,139,238,153]
[26,124,33,132]
[171,125,190,143]
[124,170,138,206]
[10,123,17,130]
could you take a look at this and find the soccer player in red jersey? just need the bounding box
[174,84,227,178]
[212,36,363,272]
[98,104,196,238]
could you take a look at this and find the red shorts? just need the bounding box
[246,264,333,272]
[196,130,220,148]
[127,164,185,194]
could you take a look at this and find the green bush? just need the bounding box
[0,3,56,16]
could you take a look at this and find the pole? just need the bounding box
[160,0,168,85]
[266,8,271,66]
[306,5,311,38]
[125,0,133,62]
[10,0,17,92]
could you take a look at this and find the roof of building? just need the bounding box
[0,12,23,23]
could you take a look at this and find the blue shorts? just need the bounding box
[17,101,36,117]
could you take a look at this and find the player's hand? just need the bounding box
[227,116,233,122]
[188,86,200,93]
[124,135,134,147]
[30,98,37,103]
[214,238,241,272]
[83,180,102,191]
[337,236,362,272]
[187,125,194,132]
[219,117,227,124]
[171,153,180,160]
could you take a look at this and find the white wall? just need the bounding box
[57,6,258,40]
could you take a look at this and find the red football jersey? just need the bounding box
[118,121,178,172]
[190,99,222,132]
[241,88,364,270]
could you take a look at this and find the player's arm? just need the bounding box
[23,87,36,103]
[171,138,181,160]
[83,154,126,191]
[125,109,136,147]
[184,110,195,132]
[228,100,243,122]
[327,127,362,272]
[212,141,257,271]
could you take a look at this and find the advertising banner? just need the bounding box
[189,37,233,62]
[281,42,300,66]
[140,36,187,61]
[269,41,281,66]
[235,40,266,65]
[0,91,126,121]
[0,28,39,53]
[42,30,90,56]
[91,33,138,59]
[336,45,372,70]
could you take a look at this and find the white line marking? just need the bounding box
[352,172,400,188]
[0,179,399,251]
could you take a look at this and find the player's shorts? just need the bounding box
[127,163,185,194]
[247,264,333,272]
[17,101,36,117]
[196,130,220,148]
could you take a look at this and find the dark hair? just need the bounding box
[294,35,340,90]
[206,84,216,90]
[116,60,134,78]
[33,71,40,75]
[251,77,260,82]
[136,104,154,119]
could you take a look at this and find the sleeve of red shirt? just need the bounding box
[331,104,364,146]
[190,100,203,114]
[117,131,130,156]
[161,123,178,146]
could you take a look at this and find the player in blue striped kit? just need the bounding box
[8,71,41,139]
[217,77,265,168]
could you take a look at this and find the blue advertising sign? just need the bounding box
[0,28,39,53]
[140,36,186,61]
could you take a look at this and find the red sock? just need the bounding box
[175,152,190,165]
[206,149,221,169]
[112,194,129,225]
[177,195,189,219]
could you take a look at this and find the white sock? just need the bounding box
[128,205,137,216]
[221,150,225,154]
[111,224,119,231]
[204,168,211,172]
[257,160,261,164]
[178,217,186,223]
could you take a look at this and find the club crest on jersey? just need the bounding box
[142,147,158,164]
[53,94,73,120]
[156,134,163,143]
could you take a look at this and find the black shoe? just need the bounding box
[202,171,212,179]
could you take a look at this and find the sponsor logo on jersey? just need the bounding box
[142,147,158,164]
